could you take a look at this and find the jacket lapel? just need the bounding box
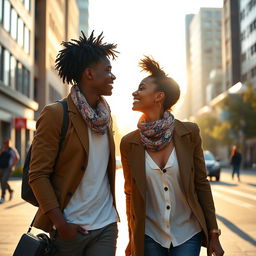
[173,120,194,195]
[129,131,146,201]
[67,95,89,154]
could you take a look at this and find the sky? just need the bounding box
[89,0,223,134]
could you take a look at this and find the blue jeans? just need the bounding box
[144,232,203,256]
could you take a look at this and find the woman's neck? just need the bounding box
[144,110,164,123]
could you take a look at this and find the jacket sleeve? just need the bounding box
[120,138,132,243]
[29,104,63,214]
[193,123,218,231]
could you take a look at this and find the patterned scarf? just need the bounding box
[137,111,175,151]
[71,85,110,134]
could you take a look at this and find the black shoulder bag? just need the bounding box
[13,100,69,256]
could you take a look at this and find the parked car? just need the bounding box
[116,156,122,169]
[203,151,221,181]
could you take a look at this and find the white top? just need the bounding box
[145,148,201,248]
[64,128,118,230]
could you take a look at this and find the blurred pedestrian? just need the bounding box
[29,31,119,256]
[121,56,224,256]
[230,145,242,181]
[0,139,20,203]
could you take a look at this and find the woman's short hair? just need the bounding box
[55,31,118,85]
[139,56,180,111]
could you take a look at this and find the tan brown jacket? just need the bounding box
[120,120,218,256]
[29,94,116,232]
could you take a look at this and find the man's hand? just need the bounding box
[57,222,88,241]
[207,234,224,256]
[46,208,88,241]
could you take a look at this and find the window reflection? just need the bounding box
[3,0,10,32]
[17,17,24,47]
[3,49,10,86]
[11,8,18,40]
[10,55,16,89]
[24,26,30,54]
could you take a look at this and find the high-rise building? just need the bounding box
[222,0,241,90]
[77,0,89,36]
[34,0,79,115]
[240,0,256,87]
[180,14,194,120]
[0,0,38,161]
[187,8,222,117]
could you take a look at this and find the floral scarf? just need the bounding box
[137,111,175,151]
[71,85,110,134]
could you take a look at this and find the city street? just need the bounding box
[0,169,255,256]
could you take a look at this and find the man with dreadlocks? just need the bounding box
[29,31,119,255]
[121,56,224,256]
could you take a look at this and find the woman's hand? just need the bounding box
[57,222,88,241]
[207,234,224,256]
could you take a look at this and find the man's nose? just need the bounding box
[111,73,116,80]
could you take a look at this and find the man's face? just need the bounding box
[88,57,116,96]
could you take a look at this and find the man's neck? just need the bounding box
[79,86,99,108]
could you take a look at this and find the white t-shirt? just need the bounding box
[64,128,118,230]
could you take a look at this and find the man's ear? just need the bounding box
[83,68,94,80]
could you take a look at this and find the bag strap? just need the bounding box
[28,99,69,233]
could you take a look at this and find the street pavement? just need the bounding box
[0,168,255,256]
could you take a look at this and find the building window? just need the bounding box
[251,66,256,78]
[24,26,30,54]
[0,45,3,82]
[251,43,256,56]
[3,48,10,86]
[241,73,247,82]
[49,84,62,103]
[16,61,22,92]
[17,17,24,47]
[3,0,10,32]
[23,0,30,12]
[0,0,3,24]
[22,67,30,96]
[10,55,16,88]
[241,52,247,62]
[10,8,17,40]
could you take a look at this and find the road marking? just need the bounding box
[213,186,256,201]
[212,191,255,208]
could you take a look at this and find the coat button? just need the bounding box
[166,205,170,210]
[164,187,168,191]
[162,169,167,173]
[67,192,73,197]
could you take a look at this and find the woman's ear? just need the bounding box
[155,91,165,104]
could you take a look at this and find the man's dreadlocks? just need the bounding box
[55,31,118,85]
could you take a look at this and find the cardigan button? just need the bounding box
[166,205,170,210]
[164,187,168,191]
[162,169,167,173]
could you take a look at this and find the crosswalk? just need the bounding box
[211,183,256,209]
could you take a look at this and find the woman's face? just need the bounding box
[132,76,160,113]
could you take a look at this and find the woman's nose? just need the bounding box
[132,90,138,96]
